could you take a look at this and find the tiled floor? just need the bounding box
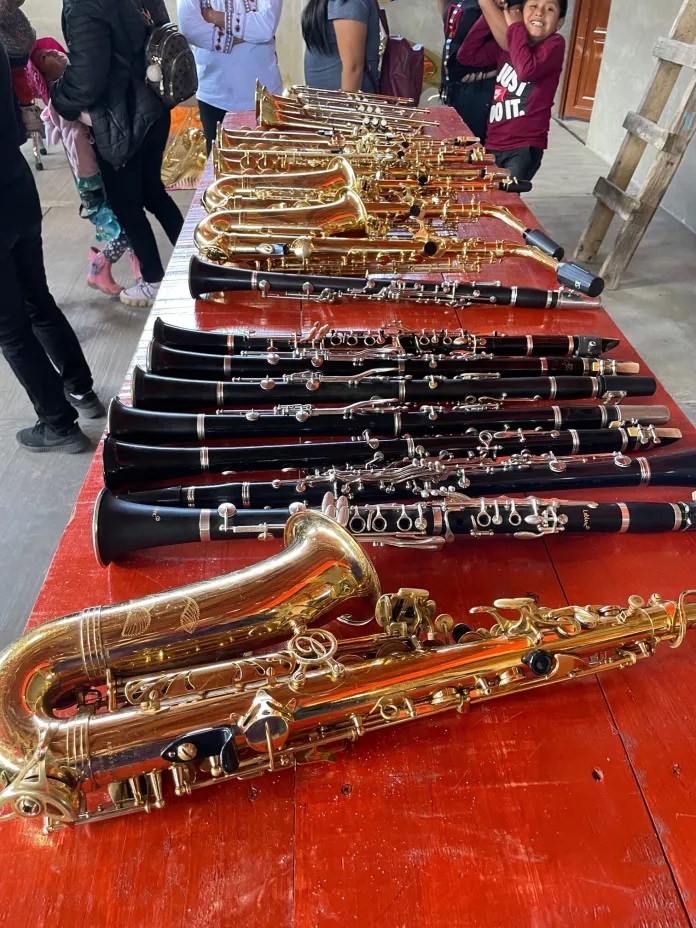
[0,120,695,646]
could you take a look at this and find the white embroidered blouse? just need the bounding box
[177,0,283,111]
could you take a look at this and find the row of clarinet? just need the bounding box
[94,86,695,564]
[95,317,696,566]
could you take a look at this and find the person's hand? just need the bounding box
[503,2,523,23]
[200,5,225,27]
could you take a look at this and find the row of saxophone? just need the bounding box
[188,84,603,301]
[0,511,692,833]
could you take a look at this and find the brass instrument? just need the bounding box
[193,222,602,295]
[287,84,419,107]
[160,121,207,190]
[202,158,360,211]
[205,161,511,212]
[201,178,563,257]
[197,188,381,238]
[216,128,487,163]
[0,511,377,829]
[276,83,431,120]
[257,83,436,133]
[0,510,692,833]
[214,146,500,179]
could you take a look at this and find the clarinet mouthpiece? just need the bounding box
[655,428,683,441]
[556,293,604,309]
[615,362,641,375]
[611,405,671,425]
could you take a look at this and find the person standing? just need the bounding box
[438,0,499,143]
[0,39,103,453]
[303,0,381,93]
[458,0,566,182]
[178,0,284,154]
[51,0,184,309]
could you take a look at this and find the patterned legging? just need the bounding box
[102,231,130,265]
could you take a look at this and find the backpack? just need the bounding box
[372,3,424,105]
[125,1,198,109]
[144,22,198,109]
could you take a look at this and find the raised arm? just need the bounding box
[478,0,509,51]
[507,21,565,80]
[457,13,498,69]
[50,0,111,120]
[333,17,368,92]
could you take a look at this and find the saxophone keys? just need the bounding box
[171,765,194,797]
[146,772,165,809]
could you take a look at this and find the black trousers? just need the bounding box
[198,99,227,154]
[0,165,92,433]
[97,111,184,284]
[490,146,545,183]
[446,78,495,145]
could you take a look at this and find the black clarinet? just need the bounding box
[188,257,604,305]
[119,443,692,511]
[102,427,678,491]
[152,317,619,358]
[93,489,696,565]
[131,368,656,412]
[107,397,670,443]
[147,341,639,381]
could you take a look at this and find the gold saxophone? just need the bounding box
[0,511,693,834]
[213,145,499,181]
[193,222,564,277]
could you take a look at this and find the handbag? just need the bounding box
[128,1,198,108]
[373,2,425,104]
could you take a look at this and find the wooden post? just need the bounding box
[574,0,696,284]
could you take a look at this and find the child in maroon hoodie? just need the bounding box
[457,0,566,182]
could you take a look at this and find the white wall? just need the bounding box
[586,0,696,232]
[23,0,445,92]
[23,0,62,39]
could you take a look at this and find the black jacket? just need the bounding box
[51,0,170,169]
[0,40,26,178]
[0,40,41,246]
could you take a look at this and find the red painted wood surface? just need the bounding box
[4,108,696,928]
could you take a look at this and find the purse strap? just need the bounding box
[374,0,389,36]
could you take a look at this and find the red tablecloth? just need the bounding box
[5,108,696,928]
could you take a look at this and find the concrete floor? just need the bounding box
[0,120,695,647]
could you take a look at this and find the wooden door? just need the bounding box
[560,0,612,120]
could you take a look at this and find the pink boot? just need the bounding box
[87,247,123,297]
[127,249,142,283]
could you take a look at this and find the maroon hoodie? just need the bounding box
[457,18,565,150]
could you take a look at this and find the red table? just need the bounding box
[5,109,696,928]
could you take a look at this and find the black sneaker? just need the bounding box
[16,422,90,454]
[64,388,106,419]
